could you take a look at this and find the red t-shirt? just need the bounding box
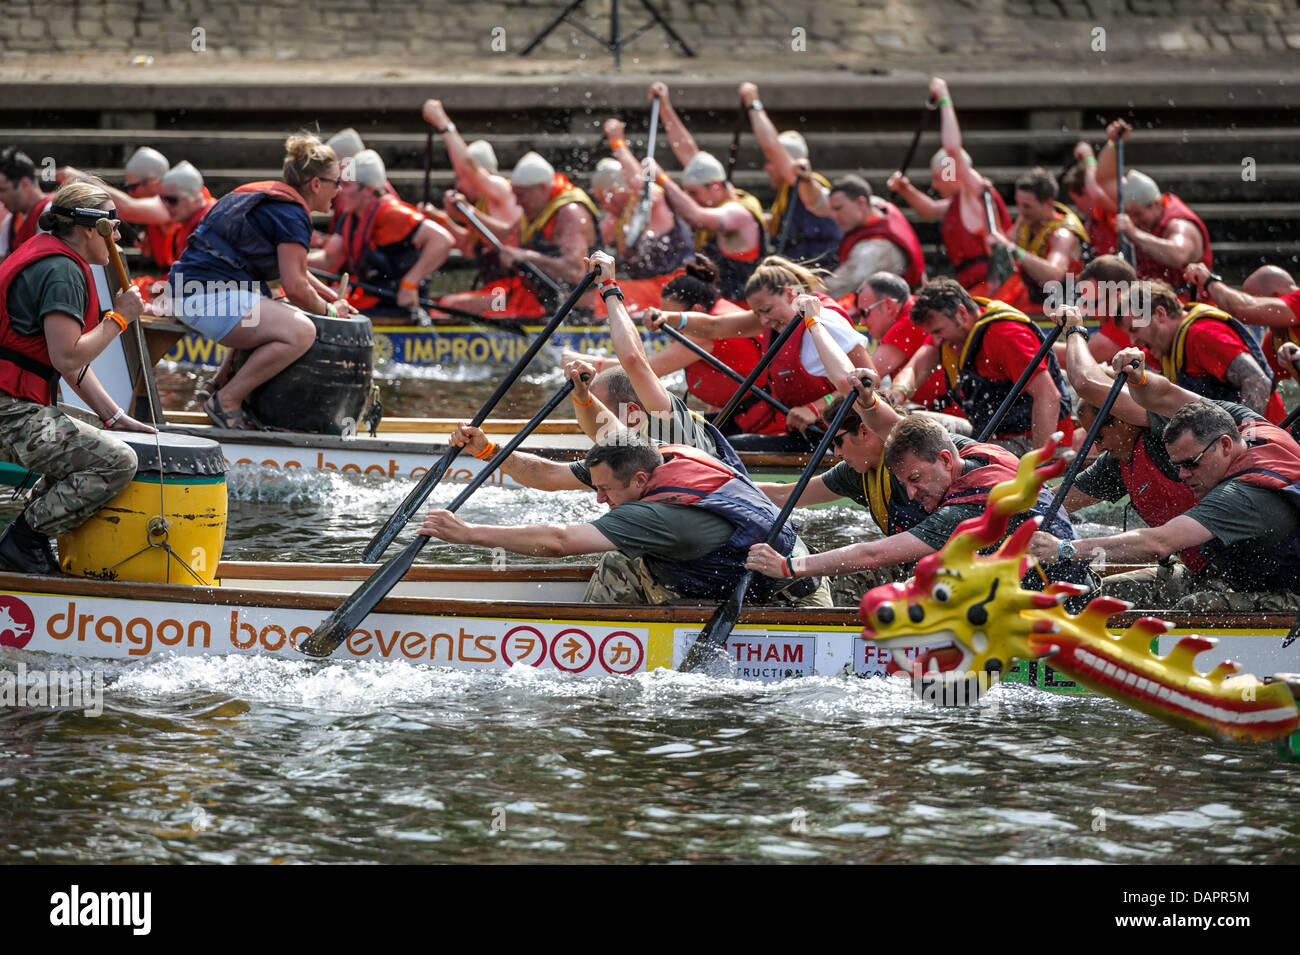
[882,313,950,408]
[972,322,1071,434]
[1181,321,1285,423]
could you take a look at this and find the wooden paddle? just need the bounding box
[361,267,598,563]
[453,199,564,310]
[95,217,162,423]
[974,322,1064,441]
[1038,360,1139,531]
[679,385,863,672]
[623,97,660,250]
[1116,137,1135,265]
[302,375,586,658]
[710,312,805,432]
[984,189,1015,291]
[657,322,821,437]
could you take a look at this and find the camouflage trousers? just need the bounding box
[584,550,833,608]
[1101,559,1300,613]
[0,395,137,536]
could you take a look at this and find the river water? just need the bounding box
[2,365,1299,865]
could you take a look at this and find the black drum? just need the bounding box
[235,313,374,435]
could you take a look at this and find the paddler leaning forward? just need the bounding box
[417,254,830,608]
[1030,347,1300,613]
[0,180,156,574]
[746,373,1096,603]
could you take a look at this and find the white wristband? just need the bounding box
[103,408,125,428]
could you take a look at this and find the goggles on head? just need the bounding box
[50,205,116,227]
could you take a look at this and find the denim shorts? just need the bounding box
[175,288,266,341]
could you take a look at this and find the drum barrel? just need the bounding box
[58,432,227,586]
[236,313,375,435]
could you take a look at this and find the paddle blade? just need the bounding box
[300,537,427,657]
[362,447,458,563]
[680,572,752,673]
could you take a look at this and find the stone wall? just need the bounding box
[3,0,1298,64]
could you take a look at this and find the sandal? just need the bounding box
[202,393,248,430]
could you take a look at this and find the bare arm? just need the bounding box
[1224,351,1274,416]
[1191,268,1298,328]
[278,243,334,314]
[1120,217,1203,270]
[751,530,936,579]
[889,342,941,400]
[739,83,798,185]
[758,474,841,508]
[1034,514,1214,565]
[648,307,762,340]
[604,274,673,416]
[1109,347,1206,418]
[1015,229,1076,287]
[649,83,700,167]
[99,183,170,226]
[510,204,594,286]
[1062,323,1148,427]
[886,172,950,221]
[1027,368,1062,449]
[420,511,617,557]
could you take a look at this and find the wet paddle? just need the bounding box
[302,376,586,658]
[96,217,162,424]
[679,386,863,673]
[1116,137,1135,265]
[361,268,598,563]
[1038,360,1139,531]
[624,97,660,249]
[711,313,805,432]
[454,199,564,310]
[657,322,822,438]
[985,189,1015,291]
[974,323,1064,441]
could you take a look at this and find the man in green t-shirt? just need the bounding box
[1031,348,1300,612]
[420,431,830,607]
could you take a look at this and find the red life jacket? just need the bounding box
[1115,432,1204,573]
[639,443,798,600]
[1135,192,1212,289]
[1198,423,1300,590]
[940,190,1011,290]
[938,440,1077,541]
[1087,208,1119,258]
[8,193,53,252]
[682,300,780,435]
[0,233,100,404]
[764,293,851,407]
[837,198,927,289]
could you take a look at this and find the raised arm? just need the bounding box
[931,77,986,199]
[1055,307,1147,426]
[1187,264,1299,328]
[591,252,674,416]
[648,83,699,167]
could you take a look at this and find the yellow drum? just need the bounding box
[58,432,227,585]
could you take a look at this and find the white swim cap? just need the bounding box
[590,157,625,193]
[778,130,808,161]
[681,151,725,186]
[1122,169,1161,207]
[125,146,169,183]
[161,160,203,196]
[326,128,366,161]
[348,149,387,188]
[511,151,555,187]
[467,139,499,174]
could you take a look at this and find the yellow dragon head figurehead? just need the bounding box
[860,434,1300,743]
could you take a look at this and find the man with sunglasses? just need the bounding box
[1031,346,1300,612]
[858,271,954,414]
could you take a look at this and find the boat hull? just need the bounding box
[0,566,1291,692]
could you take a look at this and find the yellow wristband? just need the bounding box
[472,441,498,461]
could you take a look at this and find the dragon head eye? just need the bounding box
[933,584,952,603]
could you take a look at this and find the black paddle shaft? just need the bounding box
[712,313,805,431]
[680,388,864,672]
[454,200,564,308]
[1039,362,1138,530]
[897,97,939,180]
[302,378,581,658]
[1116,137,1136,266]
[974,323,1064,442]
[726,100,745,185]
[360,269,598,563]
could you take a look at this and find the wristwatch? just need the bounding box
[1057,539,1077,563]
[749,100,764,112]
[1065,325,1090,341]
[1204,272,1225,288]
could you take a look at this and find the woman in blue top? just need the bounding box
[166,133,357,428]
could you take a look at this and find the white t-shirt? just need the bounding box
[800,306,868,377]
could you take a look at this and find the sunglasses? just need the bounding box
[319,175,342,187]
[160,194,181,205]
[832,430,850,451]
[1169,436,1221,474]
